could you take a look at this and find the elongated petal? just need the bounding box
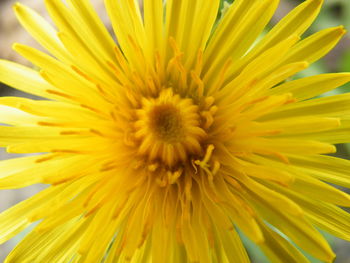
[269,73,350,100]
[269,182,350,241]
[243,181,335,262]
[13,3,71,64]
[228,0,323,80]
[165,0,220,68]
[13,44,112,109]
[263,93,350,120]
[215,225,250,263]
[288,154,350,188]
[258,116,340,135]
[258,220,309,263]
[7,218,88,263]
[144,0,165,59]
[0,60,60,100]
[282,26,346,65]
[0,185,65,244]
[65,0,117,60]
[44,0,117,84]
[104,0,148,68]
[204,0,279,83]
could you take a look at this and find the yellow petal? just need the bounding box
[230,0,323,80]
[235,174,302,216]
[268,73,350,100]
[259,116,341,135]
[6,136,106,154]
[0,96,103,122]
[104,0,147,69]
[283,117,350,144]
[13,3,71,64]
[252,0,323,54]
[255,61,309,96]
[214,175,265,243]
[65,0,117,61]
[0,60,61,100]
[165,0,220,68]
[234,158,294,186]
[0,155,44,180]
[244,182,335,262]
[13,44,112,109]
[44,0,117,83]
[250,154,350,206]
[80,204,120,263]
[269,182,350,241]
[204,0,279,84]
[282,26,346,65]
[214,225,250,263]
[0,185,66,244]
[263,93,350,120]
[291,174,350,207]
[217,36,299,102]
[0,154,85,189]
[7,218,88,263]
[288,154,350,188]
[0,104,42,126]
[258,220,309,263]
[144,0,165,60]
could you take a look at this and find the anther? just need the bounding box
[167,168,183,184]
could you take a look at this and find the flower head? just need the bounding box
[0,0,350,262]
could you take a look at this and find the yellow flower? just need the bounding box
[0,0,350,262]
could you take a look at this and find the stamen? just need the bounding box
[60,131,83,135]
[35,153,60,163]
[173,58,188,91]
[46,89,75,100]
[167,168,183,184]
[169,37,182,56]
[80,104,104,115]
[131,72,146,91]
[113,46,132,77]
[207,59,232,95]
[156,175,168,187]
[190,71,204,97]
[51,149,84,154]
[146,77,158,96]
[194,50,203,76]
[106,60,131,86]
[148,163,159,172]
[37,121,65,127]
[124,130,136,147]
[125,89,140,108]
[155,51,165,82]
[204,97,215,108]
[90,129,104,137]
[71,65,93,82]
[202,144,215,164]
[212,161,220,175]
[201,111,214,130]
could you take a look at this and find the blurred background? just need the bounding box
[0,0,349,262]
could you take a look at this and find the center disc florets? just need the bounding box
[134,89,207,167]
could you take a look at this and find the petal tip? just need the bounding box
[336,25,346,35]
[12,2,21,10]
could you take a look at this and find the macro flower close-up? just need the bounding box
[1,0,350,262]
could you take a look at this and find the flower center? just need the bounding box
[149,104,183,143]
[133,89,207,167]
